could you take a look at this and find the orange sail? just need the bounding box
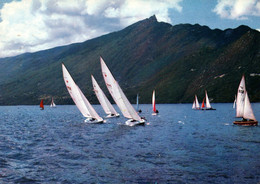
[201,97,205,108]
[40,99,44,110]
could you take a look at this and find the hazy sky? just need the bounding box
[0,0,259,58]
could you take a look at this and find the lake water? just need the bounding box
[0,103,259,183]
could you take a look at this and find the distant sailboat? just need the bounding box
[136,94,142,113]
[201,97,205,109]
[152,90,159,115]
[233,75,258,126]
[192,95,200,109]
[62,63,103,123]
[233,95,236,109]
[100,57,145,126]
[202,91,215,110]
[40,99,44,110]
[50,97,56,108]
[91,75,119,118]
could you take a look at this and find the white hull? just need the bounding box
[152,113,158,116]
[84,118,103,124]
[106,113,120,118]
[125,119,146,126]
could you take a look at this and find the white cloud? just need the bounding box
[213,0,260,20]
[0,0,183,58]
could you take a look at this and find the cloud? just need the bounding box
[0,0,182,58]
[213,0,260,20]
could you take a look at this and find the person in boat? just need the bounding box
[155,110,159,113]
[138,109,142,113]
[111,113,115,116]
[89,118,95,121]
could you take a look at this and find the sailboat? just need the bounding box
[201,97,205,109]
[202,91,215,110]
[192,95,200,109]
[234,75,258,126]
[50,97,56,108]
[40,99,44,110]
[62,63,103,123]
[233,95,236,109]
[100,57,145,126]
[136,94,142,113]
[152,90,159,115]
[91,75,119,118]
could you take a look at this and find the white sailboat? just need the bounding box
[192,95,200,109]
[62,63,103,123]
[100,57,145,126]
[50,97,56,108]
[204,91,215,110]
[234,75,257,126]
[91,75,119,118]
[136,94,142,113]
[233,95,236,109]
[152,90,159,115]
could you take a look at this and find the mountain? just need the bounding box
[0,15,259,105]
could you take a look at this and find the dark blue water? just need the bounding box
[0,104,259,183]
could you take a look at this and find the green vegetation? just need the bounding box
[0,16,259,105]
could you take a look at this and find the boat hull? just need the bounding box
[106,114,120,118]
[233,120,258,126]
[125,119,145,126]
[84,118,104,124]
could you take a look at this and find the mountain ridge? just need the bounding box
[0,16,259,105]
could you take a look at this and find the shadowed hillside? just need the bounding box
[0,15,259,105]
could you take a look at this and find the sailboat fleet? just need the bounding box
[192,91,215,110]
[60,57,257,126]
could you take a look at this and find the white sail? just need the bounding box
[243,92,256,120]
[152,90,156,112]
[100,57,142,122]
[91,75,119,116]
[50,97,56,107]
[195,95,200,109]
[236,76,246,117]
[233,95,236,109]
[205,91,212,109]
[192,100,196,109]
[62,64,103,122]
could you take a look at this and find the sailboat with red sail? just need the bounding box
[152,90,159,115]
[40,99,44,110]
[201,97,205,109]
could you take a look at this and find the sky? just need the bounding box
[0,0,259,58]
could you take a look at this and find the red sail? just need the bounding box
[153,101,156,112]
[201,98,205,108]
[40,99,44,110]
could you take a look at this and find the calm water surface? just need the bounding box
[0,104,259,183]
